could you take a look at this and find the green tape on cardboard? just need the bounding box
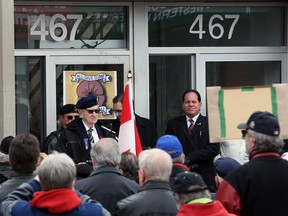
[271,87,278,118]
[241,87,254,91]
[218,90,226,138]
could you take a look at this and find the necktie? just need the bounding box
[188,119,194,134]
[87,128,94,144]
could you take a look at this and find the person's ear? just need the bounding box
[138,168,146,186]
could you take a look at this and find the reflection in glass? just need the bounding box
[15,56,45,142]
[148,6,284,47]
[149,55,191,135]
[206,61,281,87]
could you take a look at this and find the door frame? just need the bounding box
[46,55,131,134]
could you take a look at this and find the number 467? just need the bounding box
[189,14,240,40]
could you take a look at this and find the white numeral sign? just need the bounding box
[30,14,83,41]
[189,14,240,39]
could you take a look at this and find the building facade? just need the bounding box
[1,0,287,143]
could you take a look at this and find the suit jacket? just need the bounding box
[165,114,219,191]
[111,114,158,149]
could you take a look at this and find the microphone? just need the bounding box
[101,125,118,141]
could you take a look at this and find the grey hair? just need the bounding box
[174,188,211,204]
[248,130,284,152]
[139,148,172,182]
[172,153,185,164]
[90,138,121,168]
[38,152,76,191]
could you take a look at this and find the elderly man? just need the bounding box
[0,152,110,216]
[75,138,140,215]
[173,171,235,216]
[216,111,288,216]
[57,96,105,177]
[115,148,178,216]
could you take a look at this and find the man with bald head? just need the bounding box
[115,148,178,216]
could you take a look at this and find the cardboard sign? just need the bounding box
[207,84,288,142]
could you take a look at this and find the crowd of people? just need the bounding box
[0,89,287,216]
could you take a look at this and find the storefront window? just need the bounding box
[15,56,45,142]
[148,6,285,47]
[206,61,281,87]
[149,55,191,135]
[15,6,128,49]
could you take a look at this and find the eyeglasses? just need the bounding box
[65,115,79,120]
[85,109,100,114]
[241,130,248,137]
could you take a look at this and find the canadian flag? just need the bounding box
[118,80,142,156]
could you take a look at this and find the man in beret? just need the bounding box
[57,96,105,178]
[216,111,288,216]
[41,104,79,154]
[172,171,235,216]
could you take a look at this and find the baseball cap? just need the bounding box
[237,111,280,136]
[156,135,183,159]
[173,171,208,194]
[76,96,98,109]
[214,157,241,178]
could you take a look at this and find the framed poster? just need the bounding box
[63,70,117,119]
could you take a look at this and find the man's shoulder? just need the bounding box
[167,115,185,124]
[135,114,154,126]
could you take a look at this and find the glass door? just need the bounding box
[46,55,130,135]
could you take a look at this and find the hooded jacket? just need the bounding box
[0,179,110,216]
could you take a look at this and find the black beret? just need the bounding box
[76,96,98,109]
[59,104,77,115]
[0,136,14,154]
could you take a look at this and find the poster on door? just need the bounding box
[63,70,117,119]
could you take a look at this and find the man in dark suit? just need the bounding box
[165,89,220,192]
[111,93,158,149]
[57,96,105,178]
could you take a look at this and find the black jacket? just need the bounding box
[75,167,140,215]
[0,172,35,203]
[165,114,220,191]
[41,128,62,154]
[57,118,104,164]
[115,181,178,216]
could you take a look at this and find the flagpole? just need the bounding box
[127,70,132,80]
